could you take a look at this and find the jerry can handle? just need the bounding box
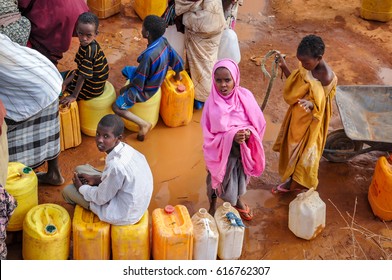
[297,187,315,200]
[7,167,33,180]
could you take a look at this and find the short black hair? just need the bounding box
[77,12,99,32]
[98,114,124,137]
[143,15,166,41]
[297,35,325,58]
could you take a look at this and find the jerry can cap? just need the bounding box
[164,205,175,214]
[45,224,57,235]
[177,83,186,93]
[22,167,33,174]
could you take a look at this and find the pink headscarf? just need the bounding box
[201,59,266,193]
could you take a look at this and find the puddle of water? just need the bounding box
[127,110,281,215]
[379,67,392,84]
[126,110,208,215]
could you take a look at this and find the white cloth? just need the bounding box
[0,33,62,122]
[79,142,153,225]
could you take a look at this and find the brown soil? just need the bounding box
[7,0,392,260]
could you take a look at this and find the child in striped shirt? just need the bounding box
[60,12,109,107]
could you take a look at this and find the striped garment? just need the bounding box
[119,36,184,107]
[0,33,62,122]
[0,33,61,170]
[66,40,109,100]
[6,100,60,169]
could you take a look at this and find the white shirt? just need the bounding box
[79,142,153,225]
[0,34,62,122]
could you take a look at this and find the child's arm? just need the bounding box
[60,74,85,107]
[276,52,291,78]
[62,72,74,93]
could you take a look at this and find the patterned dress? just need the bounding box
[0,0,31,46]
[0,184,17,260]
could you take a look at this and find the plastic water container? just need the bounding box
[59,101,82,151]
[218,28,241,64]
[87,0,121,19]
[22,203,71,260]
[5,162,38,231]
[368,156,392,221]
[360,0,392,22]
[133,0,168,20]
[288,188,326,240]
[164,25,185,61]
[72,205,111,260]
[214,202,245,260]
[111,210,150,260]
[78,81,116,137]
[122,86,162,132]
[160,70,194,128]
[191,208,219,260]
[152,205,193,260]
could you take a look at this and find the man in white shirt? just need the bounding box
[62,114,153,225]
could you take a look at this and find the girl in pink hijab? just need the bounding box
[201,58,266,221]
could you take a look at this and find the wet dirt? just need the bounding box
[7,0,392,260]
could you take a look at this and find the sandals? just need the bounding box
[271,178,293,194]
[271,178,306,194]
[233,204,253,221]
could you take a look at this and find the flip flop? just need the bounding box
[233,204,253,221]
[271,184,291,194]
[271,178,293,194]
[271,182,304,194]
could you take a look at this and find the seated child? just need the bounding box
[60,12,109,107]
[112,14,184,141]
[62,114,153,225]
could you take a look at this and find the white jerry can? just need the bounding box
[288,188,326,240]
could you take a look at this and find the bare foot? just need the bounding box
[137,122,152,142]
[36,172,65,186]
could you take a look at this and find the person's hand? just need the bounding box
[72,172,83,191]
[59,95,76,107]
[234,129,250,144]
[298,99,314,113]
[77,173,100,186]
[274,52,287,69]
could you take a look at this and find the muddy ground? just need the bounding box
[7,0,392,260]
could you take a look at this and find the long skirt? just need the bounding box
[207,143,247,206]
[185,29,222,102]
